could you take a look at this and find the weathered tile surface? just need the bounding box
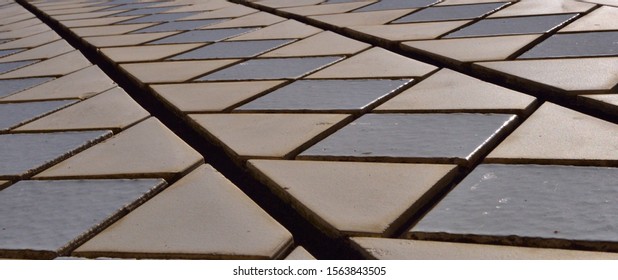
[171,40,292,60]
[120,60,238,84]
[519,31,618,58]
[0,178,165,258]
[300,113,517,165]
[198,57,343,81]
[445,14,577,38]
[249,159,457,236]
[190,113,349,158]
[411,164,618,248]
[260,31,370,57]
[74,165,293,259]
[0,100,74,131]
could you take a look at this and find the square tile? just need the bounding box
[236,79,411,112]
[393,3,507,23]
[120,60,238,84]
[411,164,618,249]
[226,20,322,41]
[170,40,292,60]
[197,56,343,81]
[354,0,439,12]
[0,178,165,259]
[445,14,577,38]
[152,80,285,112]
[299,113,517,165]
[73,165,293,259]
[248,159,457,236]
[101,43,204,62]
[260,31,370,57]
[132,19,225,33]
[149,28,257,44]
[0,77,54,99]
[0,130,111,179]
[519,31,618,59]
[118,12,199,24]
[0,100,74,131]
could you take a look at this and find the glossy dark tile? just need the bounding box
[133,20,225,33]
[150,28,256,44]
[0,48,23,58]
[198,56,343,81]
[170,39,292,60]
[393,3,507,23]
[299,113,516,164]
[0,130,111,179]
[519,31,618,58]
[445,14,577,38]
[412,164,618,245]
[236,79,411,111]
[0,77,53,98]
[0,60,38,75]
[112,7,178,17]
[0,100,74,131]
[119,12,199,24]
[355,0,439,12]
[0,178,165,257]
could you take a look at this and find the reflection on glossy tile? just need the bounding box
[249,159,457,236]
[133,19,225,33]
[445,14,577,38]
[0,77,53,99]
[519,31,618,59]
[351,238,618,260]
[299,113,516,165]
[119,12,198,24]
[0,60,38,75]
[0,100,74,131]
[74,165,293,259]
[0,130,110,179]
[0,178,165,258]
[354,0,438,12]
[171,40,292,60]
[393,3,506,23]
[198,56,343,81]
[237,79,411,111]
[412,164,618,247]
[150,28,256,44]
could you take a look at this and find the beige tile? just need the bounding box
[376,69,536,113]
[261,31,369,57]
[403,34,540,63]
[0,31,61,50]
[45,6,109,16]
[489,0,595,17]
[71,23,155,37]
[227,20,322,41]
[350,21,469,41]
[486,103,618,165]
[53,11,129,21]
[560,6,618,32]
[0,12,34,26]
[351,238,618,259]
[256,0,324,8]
[308,47,437,79]
[202,12,286,29]
[437,0,510,5]
[475,57,618,92]
[581,0,618,6]
[34,117,203,180]
[74,164,293,259]
[120,60,238,84]
[0,18,43,32]
[281,1,376,16]
[3,65,116,101]
[60,16,139,28]
[162,1,234,12]
[0,50,91,79]
[284,247,316,260]
[15,87,149,132]
[309,9,415,27]
[152,80,285,112]
[0,40,74,63]
[0,24,51,40]
[101,43,204,63]
[83,32,179,48]
[180,5,256,20]
[248,160,457,236]
[190,113,349,159]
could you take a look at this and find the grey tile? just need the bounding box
[412,164,618,246]
[133,19,225,33]
[519,31,618,58]
[0,100,75,131]
[101,2,158,11]
[0,77,53,98]
[0,48,23,58]
[393,3,507,23]
[112,7,179,17]
[150,28,257,44]
[0,178,165,258]
[119,12,199,24]
[299,113,516,165]
[445,14,577,38]
[355,0,439,12]
[170,39,293,60]
[0,130,111,179]
[0,60,38,75]
[198,56,343,81]
[237,79,411,111]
